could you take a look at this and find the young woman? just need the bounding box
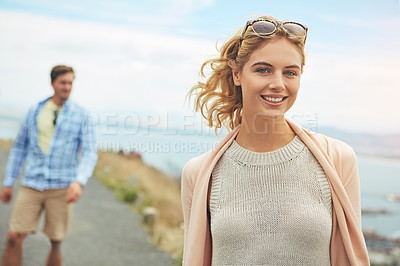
[181,15,369,265]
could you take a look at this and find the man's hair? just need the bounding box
[50,65,74,82]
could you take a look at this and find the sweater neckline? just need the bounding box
[226,135,305,166]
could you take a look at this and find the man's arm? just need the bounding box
[75,111,98,187]
[1,110,31,203]
[65,111,97,203]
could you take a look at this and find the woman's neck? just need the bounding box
[236,115,296,153]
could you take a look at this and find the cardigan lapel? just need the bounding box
[286,119,368,265]
[187,127,240,265]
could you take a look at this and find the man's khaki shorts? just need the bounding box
[9,186,73,241]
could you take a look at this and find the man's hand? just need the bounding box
[0,186,13,204]
[66,182,83,203]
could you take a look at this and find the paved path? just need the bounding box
[0,149,173,266]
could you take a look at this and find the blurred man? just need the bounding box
[0,65,98,266]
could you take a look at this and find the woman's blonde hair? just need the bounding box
[188,15,306,133]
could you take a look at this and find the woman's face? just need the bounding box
[233,37,302,123]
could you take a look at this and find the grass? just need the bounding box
[93,150,184,262]
[0,139,13,151]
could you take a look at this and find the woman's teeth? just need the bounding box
[262,96,284,103]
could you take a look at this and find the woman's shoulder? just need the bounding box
[313,132,355,152]
[182,150,214,182]
[311,131,357,161]
[182,128,239,182]
[288,119,356,159]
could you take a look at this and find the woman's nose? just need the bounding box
[269,73,285,91]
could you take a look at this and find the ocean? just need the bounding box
[1,116,399,238]
[359,157,400,238]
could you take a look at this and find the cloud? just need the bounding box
[0,8,399,134]
[307,12,400,52]
[0,9,216,114]
[0,0,215,33]
[291,50,400,133]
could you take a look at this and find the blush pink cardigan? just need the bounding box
[181,119,370,266]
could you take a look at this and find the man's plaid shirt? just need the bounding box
[4,97,98,191]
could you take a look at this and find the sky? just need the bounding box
[0,0,399,134]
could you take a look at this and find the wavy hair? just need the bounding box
[188,15,307,133]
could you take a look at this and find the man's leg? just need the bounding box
[1,232,27,266]
[3,186,43,266]
[46,240,62,266]
[43,188,72,266]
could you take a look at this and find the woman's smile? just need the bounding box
[261,94,289,106]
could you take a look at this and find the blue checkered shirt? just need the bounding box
[3,97,98,191]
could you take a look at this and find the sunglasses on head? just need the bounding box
[239,18,308,48]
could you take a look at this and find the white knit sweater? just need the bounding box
[210,135,332,265]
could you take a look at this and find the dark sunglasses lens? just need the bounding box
[283,23,306,37]
[252,21,276,35]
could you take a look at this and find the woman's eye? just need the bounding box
[256,68,270,73]
[284,70,297,76]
